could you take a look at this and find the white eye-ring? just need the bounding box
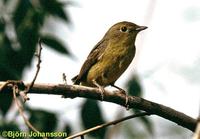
[120,26,128,32]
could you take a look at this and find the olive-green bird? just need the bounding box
[72,21,147,99]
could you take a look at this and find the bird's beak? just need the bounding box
[136,26,148,31]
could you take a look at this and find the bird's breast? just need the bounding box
[86,43,136,86]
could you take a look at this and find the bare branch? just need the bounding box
[0,81,197,132]
[25,39,43,94]
[12,83,47,139]
[66,112,150,139]
[13,85,39,132]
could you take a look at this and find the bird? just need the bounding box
[72,21,147,103]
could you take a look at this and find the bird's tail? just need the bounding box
[71,75,80,85]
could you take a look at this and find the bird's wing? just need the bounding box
[72,39,107,84]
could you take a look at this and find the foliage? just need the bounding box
[0,0,71,138]
[126,75,154,137]
[81,100,106,138]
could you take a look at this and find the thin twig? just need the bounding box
[19,91,30,101]
[0,81,29,101]
[63,73,67,85]
[13,85,39,132]
[0,81,11,92]
[0,80,25,92]
[13,85,48,139]
[25,39,42,95]
[66,112,150,139]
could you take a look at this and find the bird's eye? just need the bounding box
[120,26,128,32]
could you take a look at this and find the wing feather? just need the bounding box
[72,39,107,84]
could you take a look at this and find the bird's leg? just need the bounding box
[111,84,129,109]
[92,79,105,101]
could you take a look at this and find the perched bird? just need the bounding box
[72,21,147,101]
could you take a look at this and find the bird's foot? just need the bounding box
[99,86,105,101]
[119,90,129,110]
[92,80,105,101]
[111,84,129,110]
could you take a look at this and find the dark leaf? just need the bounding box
[13,0,32,28]
[126,74,143,97]
[132,109,154,134]
[0,93,13,117]
[0,121,21,132]
[35,8,46,25]
[64,124,72,137]
[124,123,149,139]
[139,116,154,134]
[29,109,57,132]
[0,17,5,32]
[127,75,154,134]
[3,0,11,4]
[0,36,22,79]
[41,35,70,55]
[81,100,106,139]
[0,63,21,80]
[39,0,70,22]
[15,8,41,71]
